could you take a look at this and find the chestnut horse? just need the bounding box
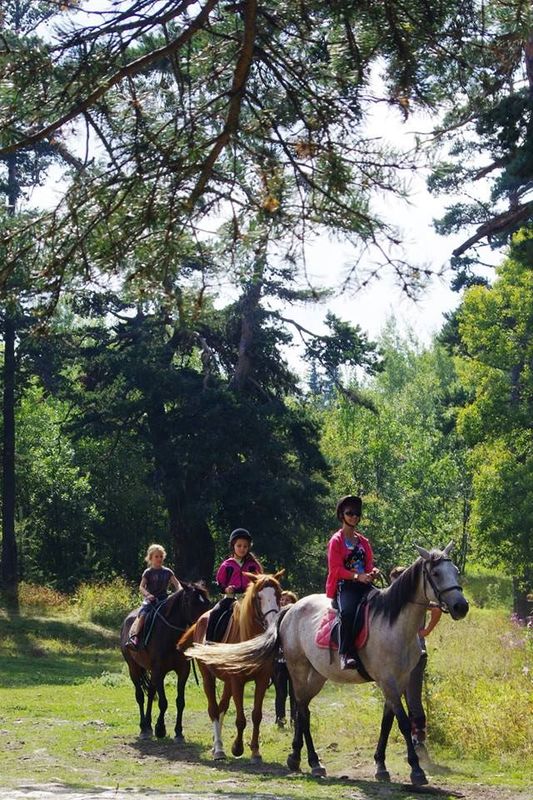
[189,545,469,785]
[179,571,283,762]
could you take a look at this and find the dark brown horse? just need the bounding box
[179,571,283,762]
[120,582,210,741]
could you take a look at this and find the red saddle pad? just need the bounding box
[315,605,369,650]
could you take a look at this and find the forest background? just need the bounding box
[0,0,531,617]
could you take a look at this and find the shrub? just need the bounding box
[429,673,532,758]
[462,567,513,609]
[18,582,70,614]
[74,577,138,628]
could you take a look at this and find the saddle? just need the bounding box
[195,603,240,645]
[315,603,370,651]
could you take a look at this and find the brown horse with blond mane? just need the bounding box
[179,571,283,762]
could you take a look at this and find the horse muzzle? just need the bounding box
[448,595,469,620]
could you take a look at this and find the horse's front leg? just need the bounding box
[200,666,226,760]
[174,660,190,743]
[374,702,394,782]
[230,677,246,758]
[389,695,427,786]
[249,671,270,764]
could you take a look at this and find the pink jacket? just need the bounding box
[216,555,262,593]
[325,529,374,598]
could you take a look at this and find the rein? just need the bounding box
[148,593,196,635]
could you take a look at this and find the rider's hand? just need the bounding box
[147,594,156,602]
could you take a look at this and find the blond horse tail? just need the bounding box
[189,615,282,674]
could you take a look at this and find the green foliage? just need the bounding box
[429,3,533,267]
[74,577,137,628]
[452,246,533,592]
[462,567,513,609]
[321,322,469,571]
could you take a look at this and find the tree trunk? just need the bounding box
[1,315,18,610]
[1,153,19,611]
[229,253,266,393]
[169,499,215,583]
[512,576,530,620]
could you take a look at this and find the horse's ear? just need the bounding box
[414,544,431,560]
[273,569,285,582]
[243,571,259,583]
[443,540,454,556]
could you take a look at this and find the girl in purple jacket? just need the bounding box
[206,528,263,641]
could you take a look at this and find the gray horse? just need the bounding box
[191,543,469,785]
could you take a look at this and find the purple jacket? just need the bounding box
[216,555,262,593]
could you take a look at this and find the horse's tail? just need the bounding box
[177,623,197,651]
[189,607,289,674]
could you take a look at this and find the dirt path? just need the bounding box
[1,782,530,800]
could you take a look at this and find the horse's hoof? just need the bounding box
[411,768,428,786]
[139,728,153,740]
[231,742,244,757]
[375,769,390,782]
[251,754,263,765]
[287,754,301,772]
[155,728,166,739]
[311,763,327,778]
[213,749,227,761]
[174,734,185,744]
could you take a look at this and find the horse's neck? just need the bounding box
[392,573,428,639]
[165,594,183,626]
[237,600,264,642]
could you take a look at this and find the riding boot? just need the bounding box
[206,596,235,642]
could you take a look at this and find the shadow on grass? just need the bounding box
[0,613,120,688]
[128,739,463,798]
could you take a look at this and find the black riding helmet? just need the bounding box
[228,528,253,548]
[336,495,362,521]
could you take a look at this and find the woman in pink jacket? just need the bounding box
[326,495,379,669]
[206,528,263,641]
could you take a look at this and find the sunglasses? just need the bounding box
[343,510,359,517]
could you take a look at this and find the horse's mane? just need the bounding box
[239,574,281,641]
[371,558,424,625]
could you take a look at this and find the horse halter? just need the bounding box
[422,556,463,613]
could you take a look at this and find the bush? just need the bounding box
[462,566,513,609]
[426,608,532,759]
[18,582,70,614]
[74,577,138,628]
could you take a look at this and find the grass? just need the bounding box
[0,603,531,800]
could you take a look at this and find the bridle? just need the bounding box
[422,556,463,613]
[252,587,280,630]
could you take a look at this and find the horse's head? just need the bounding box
[242,570,284,634]
[415,541,469,620]
[179,581,211,626]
